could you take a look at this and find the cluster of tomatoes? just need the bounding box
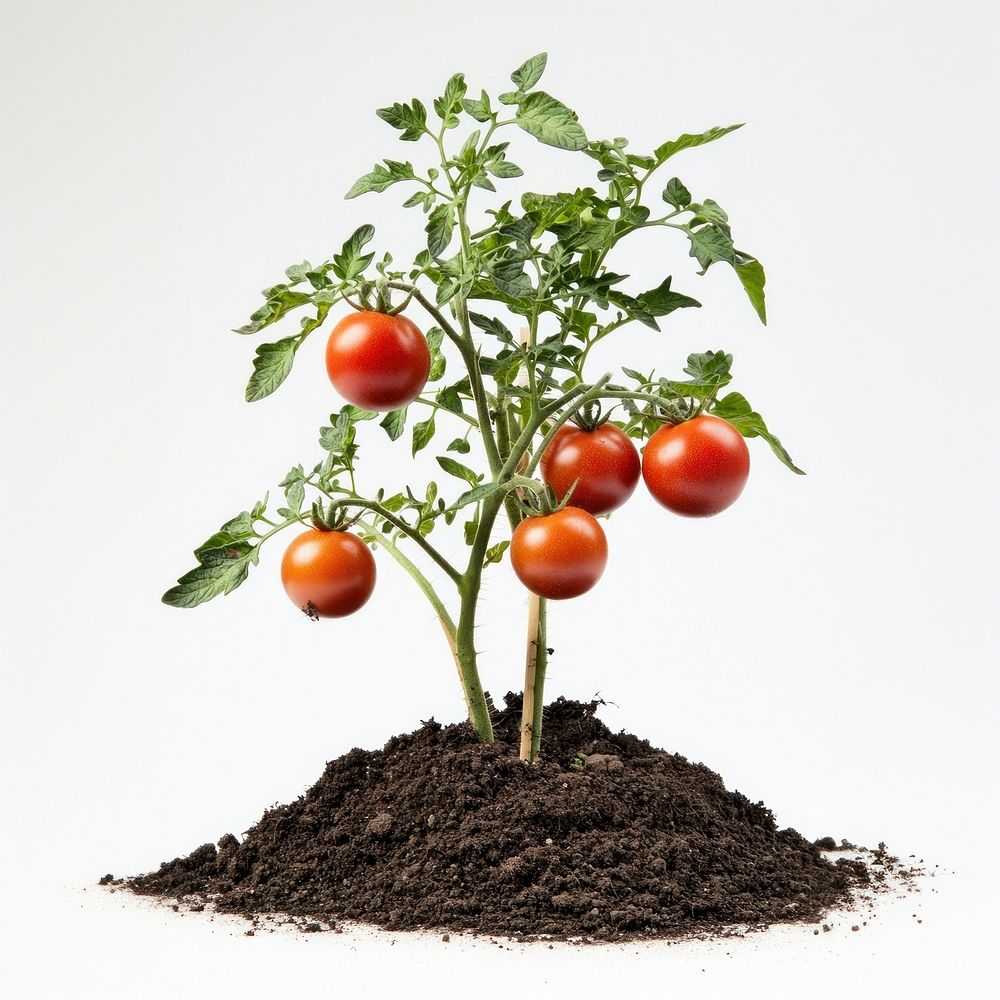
[280,310,750,617]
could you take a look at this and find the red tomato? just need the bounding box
[510,506,608,600]
[281,529,376,618]
[540,423,640,516]
[642,414,750,517]
[325,311,430,411]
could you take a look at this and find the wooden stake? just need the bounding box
[519,592,541,760]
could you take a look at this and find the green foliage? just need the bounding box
[170,52,800,620]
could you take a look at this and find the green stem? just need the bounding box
[356,520,456,639]
[327,498,462,584]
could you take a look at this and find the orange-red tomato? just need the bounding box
[642,414,750,517]
[325,310,430,411]
[510,506,608,600]
[540,423,640,516]
[280,529,376,618]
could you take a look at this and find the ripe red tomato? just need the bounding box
[281,529,376,618]
[510,506,608,600]
[642,414,750,517]
[325,310,430,411]
[540,423,641,516]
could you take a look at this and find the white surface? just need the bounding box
[0,864,987,999]
[2,0,998,996]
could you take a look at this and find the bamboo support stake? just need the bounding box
[519,593,541,760]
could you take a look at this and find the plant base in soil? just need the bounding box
[124,696,905,941]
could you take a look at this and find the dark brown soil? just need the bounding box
[125,695,884,941]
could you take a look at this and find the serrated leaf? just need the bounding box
[487,159,524,179]
[688,225,736,273]
[636,276,702,317]
[469,312,515,345]
[663,176,691,209]
[345,160,415,199]
[411,413,436,456]
[515,92,588,151]
[284,480,305,514]
[483,540,510,566]
[690,198,729,228]
[162,546,255,608]
[280,470,305,496]
[462,90,493,122]
[246,337,298,402]
[284,260,312,283]
[426,204,455,257]
[734,258,767,325]
[426,326,446,382]
[376,98,427,141]
[712,392,803,473]
[511,52,547,91]
[434,73,467,126]
[436,456,481,485]
[319,411,355,453]
[194,512,255,560]
[379,406,406,441]
[450,481,504,511]
[653,124,743,165]
[436,382,466,415]
[332,224,376,280]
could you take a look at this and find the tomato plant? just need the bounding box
[163,53,802,763]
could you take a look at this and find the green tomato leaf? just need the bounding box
[436,381,466,415]
[663,350,733,400]
[426,326,446,382]
[690,198,729,228]
[511,52,547,91]
[194,512,255,560]
[636,276,702,317]
[284,480,305,515]
[246,337,299,402]
[515,92,588,151]
[450,481,504,511]
[345,160,416,199]
[412,412,436,456]
[332,224,376,280]
[162,545,256,608]
[734,257,767,325]
[426,204,455,258]
[434,73,468,127]
[436,456,481,485]
[376,98,428,141]
[462,90,493,123]
[653,124,743,165]
[663,176,692,209]
[469,312,516,345]
[712,392,803,473]
[380,407,408,441]
[484,540,510,566]
[688,224,736,273]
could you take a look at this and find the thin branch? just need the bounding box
[328,498,462,584]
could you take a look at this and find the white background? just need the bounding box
[2,1,998,996]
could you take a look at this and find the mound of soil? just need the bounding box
[127,696,876,941]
